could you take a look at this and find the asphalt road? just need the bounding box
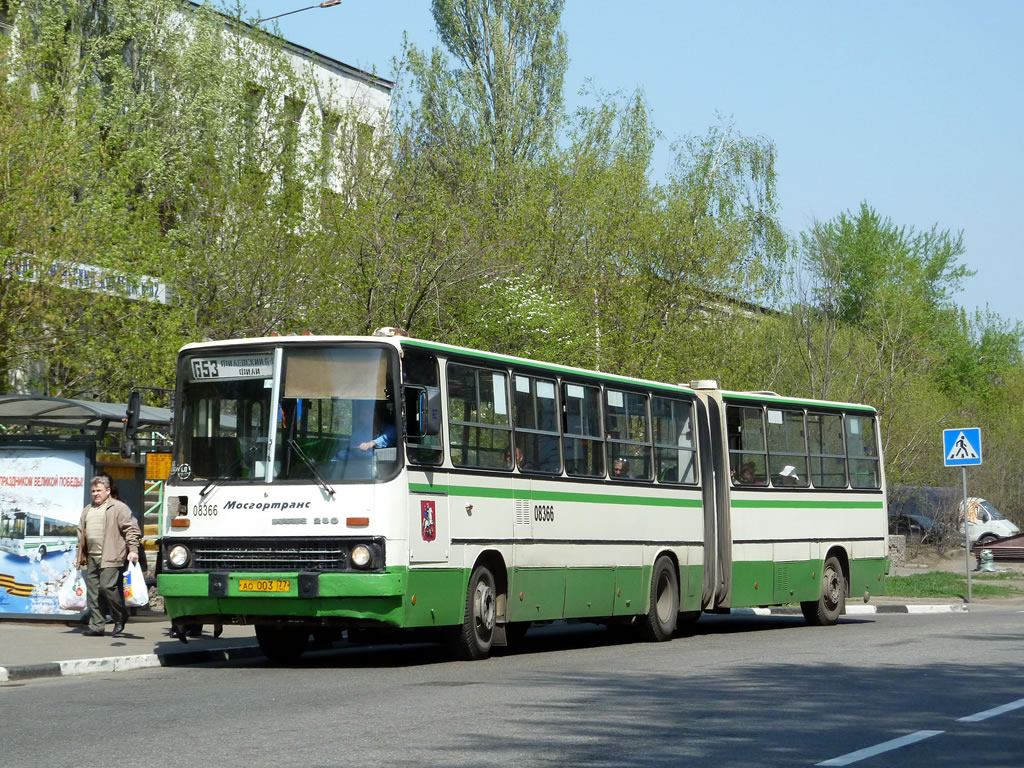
[6,607,1024,767]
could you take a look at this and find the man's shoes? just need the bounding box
[82,629,104,637]
[111,622,125,636]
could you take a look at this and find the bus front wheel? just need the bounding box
[801,556,845,626]
[448,564,497,661]
[256,626,309,664]
[640,556,678,642]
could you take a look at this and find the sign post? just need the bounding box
[943,427,983,603]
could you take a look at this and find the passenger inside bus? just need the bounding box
[737,462,766,485]
[335,401,395,458]
[504,445,531,470]
[357,402,396,451]
[612,457,631,478]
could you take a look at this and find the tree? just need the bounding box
[0,0,354,398]
[408,0,567,172]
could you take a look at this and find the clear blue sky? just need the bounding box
[241,1,1023,326]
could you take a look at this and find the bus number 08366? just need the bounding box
[534,504,554,522]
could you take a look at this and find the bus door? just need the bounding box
[694,390,732,609]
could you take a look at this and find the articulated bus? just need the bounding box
[157,331,888,661]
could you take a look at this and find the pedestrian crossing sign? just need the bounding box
[943,427,982,467]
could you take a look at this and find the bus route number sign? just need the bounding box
[189,355,273,381]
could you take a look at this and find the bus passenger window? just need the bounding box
[605,389,652,481]
[727,405,767,485]
[652,396,697,484]
[807,411,846,487]
[447,363,512,470]
[766,409,809,488]
[513,374,561,473]
[563,382,603,477]
[847,414,880,489]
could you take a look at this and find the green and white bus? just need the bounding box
[157,331,888,661]
[0,507,79,559]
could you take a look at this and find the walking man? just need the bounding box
[76,475,141,637]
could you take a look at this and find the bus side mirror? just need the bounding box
[404,386,441,437]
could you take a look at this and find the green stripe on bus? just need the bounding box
[409,483,703,508]
[731,499,884,509]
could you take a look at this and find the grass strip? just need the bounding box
[886,571,1024,599]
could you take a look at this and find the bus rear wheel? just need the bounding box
[801,555,845,626]
[256,626,309,664]
[640,556,678,642]
[447,564,497,661]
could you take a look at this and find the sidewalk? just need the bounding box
[0,610,263,683]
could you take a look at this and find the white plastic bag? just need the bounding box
[123,560,149,608]
[58,570,87,612]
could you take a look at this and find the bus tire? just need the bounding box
[640,556,678,642]
[448,564,497,661]
[801,555,845,626]
[256,626,309,664]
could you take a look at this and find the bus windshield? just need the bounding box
[173,345,399,484]
[1,511,26,539]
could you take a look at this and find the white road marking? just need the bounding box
[957,698,1024,722]
[816,730,944,766]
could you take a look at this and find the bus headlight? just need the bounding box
[168,544,190,568]
[351,544,371,569]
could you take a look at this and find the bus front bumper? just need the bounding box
[157,570,406,626]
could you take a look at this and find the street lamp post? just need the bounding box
[255,0,341,24]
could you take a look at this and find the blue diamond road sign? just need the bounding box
[943,427,982,467]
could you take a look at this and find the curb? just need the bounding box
[0,644,263,684]
[731,603,968,617]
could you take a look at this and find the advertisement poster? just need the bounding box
[0,445,90,618]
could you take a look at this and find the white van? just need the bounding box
[961,498,1020,546]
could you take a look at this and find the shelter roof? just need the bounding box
[0,395,170,436]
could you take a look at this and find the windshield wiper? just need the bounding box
[288,438,336,498]
[197,477,225,497]
[199,446,258,496]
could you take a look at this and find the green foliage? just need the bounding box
[409,0,567,171]
[885,571,1024,599]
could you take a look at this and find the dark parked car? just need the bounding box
[888,510,943,545]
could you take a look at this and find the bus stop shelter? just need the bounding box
[0,395,171,620]
[0,395,170,438]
